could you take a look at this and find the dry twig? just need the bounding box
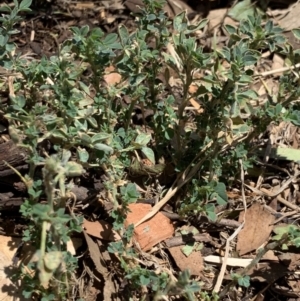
[213,159,247,293]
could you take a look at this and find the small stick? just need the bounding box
[244,170,300,199]
[256,63,300,77]
[277,195,300,212]
[272,210,298,224]
[164,233,212,248]
[213,159,247,293]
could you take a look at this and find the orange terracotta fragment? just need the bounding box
[125,203,174,251]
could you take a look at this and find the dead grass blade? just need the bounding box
[213,159,247,293]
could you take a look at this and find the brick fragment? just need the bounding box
[125,203,174,251]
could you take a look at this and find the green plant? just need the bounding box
[179,180,228,221]
[230,274,250,288]
[3,0,300,299]
[0,0,31,67]
[272,224,300,249]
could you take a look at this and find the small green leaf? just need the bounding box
[19,0,32,10]
[92,132,111,143]
[11,95,26,108]
[103,33,118,45]
[135,133,151,146]
[118,24,130,46]
[32,203,50,216]
[243,54,259,66]
[216,195,226,206]
[191,228,199,235]
[43,251,63,271]
[294,237,300,247]
[120,183,140,203]
[238,275,250,287]
[140,275,150,286]
[77,147,89,162]
[205,204,217,221]
[64,162,85,177]
[224,24,237,35]
[195,243,203,251]
[146,14,156,21]
[173,11,188,32]
[218,46,231,62]
[9,126,20,144]
[108,241,123,254]
[130,73,147,86]
[181,243,194,257]
[239,74,253,83]
[164,128,174,140]
[89,27,104,39]
[141,147,155,164]
[186,282,201,293]
[74,119,87,131]
[214,182,228,204]
[93,143,113,153]
[292,29,300,40]
[80,25,89,36]
[0,5,11,12]
[78,132,91,144]
[288,110,300,126]
[0,35,9,47]
[51,129,68,140]
[238,89,258,100]
[265,20,273,34]
[228,0,256,21]
[163,52,180,69]
[79,81,90,95]
[206,211,217,221]
[22,289,33,299]
[87,116,98,128]
[186,19,208,34]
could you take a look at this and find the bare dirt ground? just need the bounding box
[2,0,300,300]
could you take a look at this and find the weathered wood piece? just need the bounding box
[0,141,28,175]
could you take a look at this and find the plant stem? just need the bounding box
[125,98,137,131]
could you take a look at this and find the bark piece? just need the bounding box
[0,141,28,172]
[165,233,212,248]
